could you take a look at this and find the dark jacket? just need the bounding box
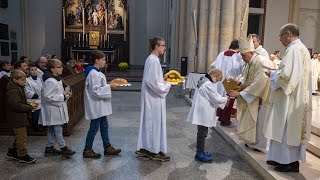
[6,80,32,128]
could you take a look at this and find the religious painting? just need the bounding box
[84,0,107,26]
[106,0,124,30]
[64,0,84,26]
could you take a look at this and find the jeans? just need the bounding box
[85,116,110,149]
[12,127,28,156]
[46,125,66,148]
[196,125,208,152]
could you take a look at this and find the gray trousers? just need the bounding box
[196,125,208,152]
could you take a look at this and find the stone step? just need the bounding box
[311,121,320,137]
[307,134,320,158]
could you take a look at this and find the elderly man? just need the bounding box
[264,23,312,173]
[251,34,269,58]
[36,56,48,81]
[211,39,245,126]
[228,35,270,153]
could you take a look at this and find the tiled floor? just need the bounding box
[0,88,262,180]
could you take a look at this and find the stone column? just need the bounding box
[178,0,188,67]
[240,0,249,37]
[21,0,29,56]
[186,0,199,73]
[197,0,209,73]
[233,0,242,39]
[289,0,300,24]
[169,0,180,68]
[219,0,235,52]
[206,0,220,72]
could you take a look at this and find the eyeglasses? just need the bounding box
[279,31,287,38]
[158,44,166,47]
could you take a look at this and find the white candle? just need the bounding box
[78,34,81,46]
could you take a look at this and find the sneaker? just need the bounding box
[104,145,121,155]
[204,152,212,157]
[195,151,213,163]
[44,146,62,157]
[83,149,101,159]
[149,153,170,162]
[61,146,76,157]
[5,148,19,161]
[159,152,170,160]
[135,149,151,157]
[18,154,36,163]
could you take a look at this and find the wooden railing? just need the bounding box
[0,73,85,136]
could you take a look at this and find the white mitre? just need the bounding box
[238,34,255,53]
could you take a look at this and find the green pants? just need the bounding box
[12,127,28,157]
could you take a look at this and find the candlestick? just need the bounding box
[78,34,81,47]
[104,35,106,48]
[101,35,103,47]
[86,34,88,47]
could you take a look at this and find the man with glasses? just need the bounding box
[264,23,312,173]
[228,35,270,153]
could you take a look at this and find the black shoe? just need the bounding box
[159,152,170,160]
[18,154,36,163]
[61,146,76,157]
[220,121,232,126]
[5,148,19,161]
[245,144,263,152]
[44,146,62,157]
[135,149,151,157]
[149,153,170,162]
[274,162,299,172]
[267,160,285,166]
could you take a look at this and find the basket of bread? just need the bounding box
[164,70,185,85]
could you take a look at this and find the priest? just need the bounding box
[264,23,312,173]
[228,35,270,153]
[211,39,245,126]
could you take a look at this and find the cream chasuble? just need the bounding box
[237,54,270,144]
[264,39,312,146]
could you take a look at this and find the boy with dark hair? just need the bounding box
[82,50,121,158]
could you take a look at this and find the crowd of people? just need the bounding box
[0,52,120,163]
[0,23,314,174]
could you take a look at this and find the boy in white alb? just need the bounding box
[25,64,43,131]
[82,50,121,158]
[187,69,228,163]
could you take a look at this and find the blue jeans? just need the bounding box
[85,116,110,149]
[46,125,65,148]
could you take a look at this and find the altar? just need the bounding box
[61,0,128,66]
